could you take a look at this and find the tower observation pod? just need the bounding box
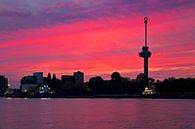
[139,17,152,80]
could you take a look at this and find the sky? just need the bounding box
[0,0,195,88]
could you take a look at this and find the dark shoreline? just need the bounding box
[2,94,195,99]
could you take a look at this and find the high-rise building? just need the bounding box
[74,71,84,85]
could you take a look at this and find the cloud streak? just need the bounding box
[0,0,194,87]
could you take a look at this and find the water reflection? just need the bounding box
[0,98,195,129]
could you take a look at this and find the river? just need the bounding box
[0,98,195,129]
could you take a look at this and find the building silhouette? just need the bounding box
[61,75,75,84]
[0,75,8,96]
[74,71,84,85]
[20,76,37,94]
[61,71,84,85]
[33,72,43,85]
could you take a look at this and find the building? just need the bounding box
[39,85,51,94]
[0,75,8,96]
[20,76,38,94]
[74,71,84,85]
[61,71,84,92]
[61,75,75,91]
[61,75,75,84]
[61,71,84,85]
[33,72,43,85]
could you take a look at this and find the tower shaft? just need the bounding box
[144,57,148,79]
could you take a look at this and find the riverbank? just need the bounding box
[2,94,195,99]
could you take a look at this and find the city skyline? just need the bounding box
[0,0,195,87]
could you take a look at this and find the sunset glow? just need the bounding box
[0,0,195,87]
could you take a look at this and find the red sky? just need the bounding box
[0,0,195,87]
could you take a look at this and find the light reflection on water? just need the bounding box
[0,98,195,129]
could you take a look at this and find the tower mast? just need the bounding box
[144,17,148,47]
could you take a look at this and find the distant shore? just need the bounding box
[2,94,195,99]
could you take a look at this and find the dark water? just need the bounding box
[0,98,195,129]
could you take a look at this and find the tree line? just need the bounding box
[40,72,195,95]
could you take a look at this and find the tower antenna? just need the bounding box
[144,17,148,47]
